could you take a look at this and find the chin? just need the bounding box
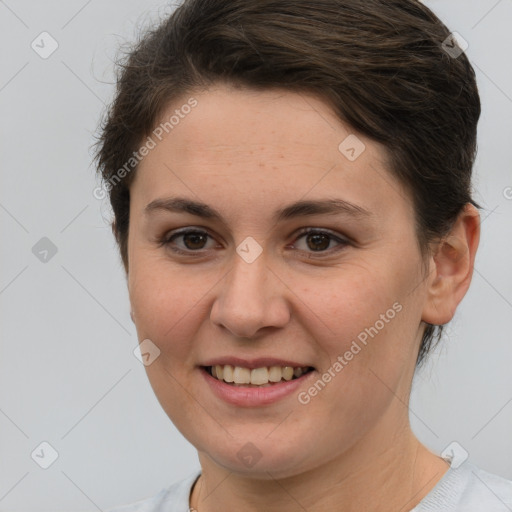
[199,435,323,480]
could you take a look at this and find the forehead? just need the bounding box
[132,85,412,223]
[154,85,361,166]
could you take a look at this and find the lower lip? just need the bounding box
[200,367,315,407]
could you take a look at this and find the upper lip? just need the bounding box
[200,357,314,370]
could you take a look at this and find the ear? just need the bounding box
[422,203,480,326]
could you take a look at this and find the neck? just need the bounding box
[190,414,450,512]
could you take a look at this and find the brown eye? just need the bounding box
[163,229,216,254]
[180,231,209,250]
[305,232,331,251]
[292,228,349,256]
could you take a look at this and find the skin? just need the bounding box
[125,83,480,512]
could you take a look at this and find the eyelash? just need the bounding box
[158,227,350,258]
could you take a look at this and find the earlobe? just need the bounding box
[421,204,480,326]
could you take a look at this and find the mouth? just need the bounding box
[201,365,315,387]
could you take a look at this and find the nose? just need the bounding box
[209,248,291,339]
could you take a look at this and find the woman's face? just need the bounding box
[127,84,433,478]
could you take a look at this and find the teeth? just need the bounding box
[223,364,234,382]
[208,364,311,386]
[233,366,251,384]
[282,367,294,381]
[268,366,283,382]
[250,367,269,385]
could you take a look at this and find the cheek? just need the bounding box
[128,252,219,360]
[300,263,407,349]
[129,248,419,353]
[129,232,422,361]
[299,260,420,406]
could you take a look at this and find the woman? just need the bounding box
[96,0,512,510]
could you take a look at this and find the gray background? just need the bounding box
[0,0,511,510]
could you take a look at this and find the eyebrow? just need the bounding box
[144,196,373,223]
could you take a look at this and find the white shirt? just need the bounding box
[106,459,512,512]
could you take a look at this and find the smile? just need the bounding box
[200,364,317,407]
[204,364,314,387]
[205,364,313,387]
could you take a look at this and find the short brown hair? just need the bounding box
[95,0,481,368]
